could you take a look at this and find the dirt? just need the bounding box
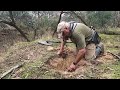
[46,52,91,71]
[47,52,75,71]
[45,49,116,79]
[0,38,118,79]
[0,43,48,75]
[0,29,26,54]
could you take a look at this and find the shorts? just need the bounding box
[85,42,104,61]
[85,43,96,61]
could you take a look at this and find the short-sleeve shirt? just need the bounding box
[70,23,94,50]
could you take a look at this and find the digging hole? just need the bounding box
[45,45,116,73]
[46,51,90,72]
[46,52,75,71]
[46,52,116,72]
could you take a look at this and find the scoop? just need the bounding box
[61,52,68,59]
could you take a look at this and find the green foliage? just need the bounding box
[87,11,112,28]
[0,11,120,40]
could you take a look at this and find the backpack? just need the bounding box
[68,21,77,32]
[90,31,101,45]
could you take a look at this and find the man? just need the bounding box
[57,21,104,72]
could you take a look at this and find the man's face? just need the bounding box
[57,28,70,39]
[57,21,70,39]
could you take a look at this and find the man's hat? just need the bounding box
[57,21,66,33]
[57,21,70,39]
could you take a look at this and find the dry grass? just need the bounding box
[0,28,120,79]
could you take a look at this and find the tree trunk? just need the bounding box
[12,24,30,42]
[9,11,15,24]
[34,28,37,40]
[33,11,40,40]
[52,11,63,37]
[0,20,30,42]
[71,11,88,26]
[0,11,30,42]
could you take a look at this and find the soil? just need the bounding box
[0,38,117,79]
[0,43,47,74]
[45,48,116,78]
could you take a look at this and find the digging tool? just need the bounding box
[61,52,68,60]
[38,40,53,46]
[46,40,72,44]
[57,51,68,60]
[38,40,72,46]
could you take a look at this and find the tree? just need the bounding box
[71,11,88,26]
[52,11,63,36]
[0,11,30,42]
[87,11,112,28]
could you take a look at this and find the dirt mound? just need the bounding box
[97,52,116,63]
[0,40,118,79]
[45,49,116,78]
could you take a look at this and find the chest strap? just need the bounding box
[69,22,77,32]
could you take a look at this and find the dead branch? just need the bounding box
[107,51,120,60]
[70,11,88,26]
[0,20,30,42]
[0,63,24,79]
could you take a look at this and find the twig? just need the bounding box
[107,51,120,60]
[0,63,24,79]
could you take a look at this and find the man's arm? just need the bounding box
[57,38,66,55]
[73,48,86,65]
[73,34,86,65]
[60,39,66,51]
[67,48,86,72]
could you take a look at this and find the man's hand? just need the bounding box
[67,63,77,72]
[57,50,63,55]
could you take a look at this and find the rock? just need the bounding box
[47,46,54,51]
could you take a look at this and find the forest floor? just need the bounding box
[0,30,120,79]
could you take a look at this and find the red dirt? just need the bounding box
[46,48,116,72]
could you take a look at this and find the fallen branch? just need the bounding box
[0,63,24,79]
[46,40,72,43]
[107,51,120,60]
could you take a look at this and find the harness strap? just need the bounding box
[69,22,77,32]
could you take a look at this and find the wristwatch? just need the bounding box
[73,62,77,65]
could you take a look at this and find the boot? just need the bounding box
[97,42,104,54]
[95,42,104,58]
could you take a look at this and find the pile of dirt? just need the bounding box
[97,53,116,63]
[0,40,118,79]
[45,49,117,78]
[47,52,115,71]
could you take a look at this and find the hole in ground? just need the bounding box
[46,51,91,72]
[46,51,116,72]
[44,48,117,79]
